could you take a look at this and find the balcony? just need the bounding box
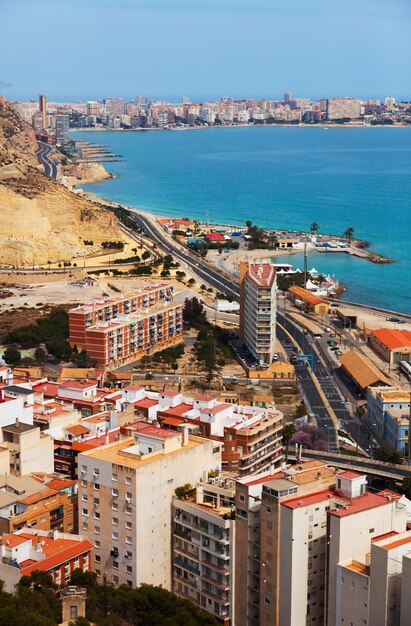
[174,557,200,576]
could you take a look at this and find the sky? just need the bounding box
[1,0,410,102]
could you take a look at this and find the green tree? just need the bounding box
[310,222,320,234]
[344,227,355,243]
[402,474,411,499]
[3,346,22,367]
[142,250,151,260]
[34,347,47,363]
[373,445,404,465]
[283,422,297,462]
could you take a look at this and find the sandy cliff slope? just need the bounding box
[0,100,124,266]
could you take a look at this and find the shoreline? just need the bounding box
[70,123,411,133]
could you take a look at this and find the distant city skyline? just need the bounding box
[1,0,410,101]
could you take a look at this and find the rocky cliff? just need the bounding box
[0,100,124,266]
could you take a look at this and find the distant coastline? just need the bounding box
[70,122,411,132]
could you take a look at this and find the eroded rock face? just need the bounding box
[0,101,124,265]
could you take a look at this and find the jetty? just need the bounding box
[75,140,125,163]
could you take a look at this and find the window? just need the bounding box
[113,561,119,569]
[126,476,132,485]
[126,521,132,530]
[126,536,132,544]
[112,503,118,511]
[94,512,100,520]
[70,606,78,620]
[82,522,88,531]
[112,575,119,584]
[81,494,88,502]
[239,494,245,502]
[126,506,132,515]
[94,483,100,491]
[126,492,132,501]
[81,480,87,487]
[93,468,100,477]
[94,498,100,507]
[112,473,118,482]
[126,565,133,573]
[112,517,118,526]
[82,508,88,517]
[40,517,46,523]
[369,528,375,533]
[264,597,271,605]
[127,580,132,586]
[112,532,118,541]
[95,540,100,549]
[94,526,100,535]
[81,465,87,474]
[266,506,272,513]
[112,488,119,498]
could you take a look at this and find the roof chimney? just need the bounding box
[182,424,189,446]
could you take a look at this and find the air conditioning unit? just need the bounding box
[110,548,119,558]
[81,468,87,475]
[112,491,119,498]
[125,496,132,503]
[125,551,132,559]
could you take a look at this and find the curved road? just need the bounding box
[36,142,60,179]
[127,209,375,453]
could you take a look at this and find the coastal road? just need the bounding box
[127,209,361,453]
[36,141,60,179]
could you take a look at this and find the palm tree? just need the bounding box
[310,222,319,235]
[344,227,355,243]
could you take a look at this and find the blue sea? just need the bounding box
[72,127,411,313]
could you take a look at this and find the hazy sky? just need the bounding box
[1,0,410,101]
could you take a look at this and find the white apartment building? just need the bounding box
[78,424,221,589]
[172,480,236,625]
[239,262,277,365]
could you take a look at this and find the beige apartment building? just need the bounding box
[239,262,277,365]
[172,480,236,625]
[78,424,221,589]
[234,459,341,626]
[234,462,411,626]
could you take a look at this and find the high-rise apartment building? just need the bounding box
[327,97,362,120]
[39,94,47,129]
[78,424,221,589]
[55,113,70,145]
[234,461,410,626]
[239,262,277,365]
[172,480,236,625]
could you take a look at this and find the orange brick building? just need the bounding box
[69,284,174,350]
[69,286,183,368]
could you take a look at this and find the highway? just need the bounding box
[36,141,60,179]
[127,209,368,453]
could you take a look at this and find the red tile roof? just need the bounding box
[329,492,390,518]
[162,416,184,427]
[60,381,97,390]
[339,471,364,480]
[134,398,159,409]
[138,425,179,439]
[160,403,193,417]
[282,489,333,510]
[247,263,276,288]
[205,233,225,242]
[371,328,411,351]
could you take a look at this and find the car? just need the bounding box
[335,350,343,356]
[329,333,336,338]
[286,337,293,344]
[397,319,406,324]
[330,303,339,307]
[330,346,339,351]
[324,327,331,332]
[327,340,338,346]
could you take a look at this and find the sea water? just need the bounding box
[72,126,411,313]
